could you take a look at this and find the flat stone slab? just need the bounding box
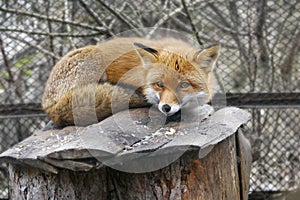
[0,105,250,173]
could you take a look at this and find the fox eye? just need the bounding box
[156,81,164,88]
[179,82,190,88]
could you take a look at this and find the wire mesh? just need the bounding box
[0,115,48,198]
[244,108,300,192]
[0,0,299,199]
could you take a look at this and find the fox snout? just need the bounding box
[162,104,171,113]
[146,87,208,116]
[158,103,181,116]
[144,85,181,116]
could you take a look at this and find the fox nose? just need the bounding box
[162,104,171,113]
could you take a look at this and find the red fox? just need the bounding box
[42,37,220,127]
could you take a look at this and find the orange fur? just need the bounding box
[42,37,220,126]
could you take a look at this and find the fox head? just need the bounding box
[134,42,220,116]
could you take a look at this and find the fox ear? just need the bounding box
[134,42,158,67]
[194,45,220,72]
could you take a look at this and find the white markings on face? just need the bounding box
[145,86,160,104]
[145,84,207,116]
[158,103,181,116]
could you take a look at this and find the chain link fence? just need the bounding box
[0,0,299,199]
[245,108,300,198]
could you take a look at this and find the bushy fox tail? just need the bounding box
[43,83,148,127]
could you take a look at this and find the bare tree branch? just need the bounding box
[6,34,60,60]
[207,2,249,66]
[62,0,76,51]
[170,15,239,48]
[227,1,240,28]
[45,0,55,65]
[181,0,203,46]
[280,27,300,84]
[0,27,103,37]
[254,0,268,65]
[0,6,108,33]
[78,0,113,37]
[147,6,183,37]
[105,2,134,32]
[0,36,23,101]
[244,1,257,92]
[170,16,193,33]
[0,37,12,81]
[254,0,270,91]
[120,2,144,28]
[198,5,249,36]
[96,0,139,30]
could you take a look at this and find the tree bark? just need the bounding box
[8,132,251,200]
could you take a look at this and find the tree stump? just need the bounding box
[0,106,252,200]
